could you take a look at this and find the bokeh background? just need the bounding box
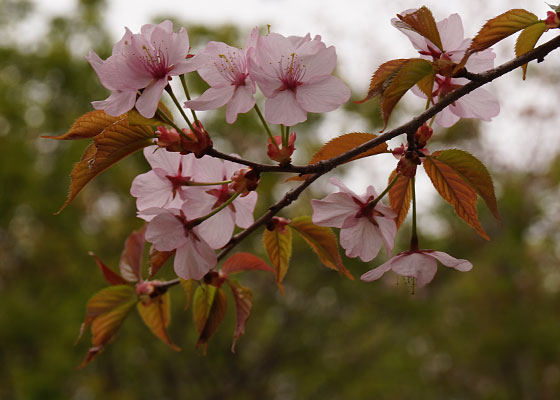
[2,0,560,398]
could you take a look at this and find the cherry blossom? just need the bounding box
[181,157,258,249]
[311,178,397,262]
[393,12,499,127]
[184,28,259,123]
[87,20,195,118]
[144,207,216,280]
[360,249,473,287]
[249,33,351,126]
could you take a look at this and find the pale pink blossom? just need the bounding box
[311,178,397,262]
[184,28,259,123]
[249,33,351,126]
[181,157,258,249]
[360,249,473,287]
[87,20,195,118]
[393,11,499,127]
[144,207,217,280]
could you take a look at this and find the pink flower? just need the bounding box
[311,178,397,262]
[184,28,259,123]
[87,20,195,118]
[144,208,217,280]
[360,249,473,287]
[393,12,499,127]
[249,33,351,126]
[131,145,202,219]
[181,157,258,249]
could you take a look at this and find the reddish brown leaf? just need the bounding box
[423,156,489,240]
[56,116,154,214]
[432,150,500,221]
[148,246,174,279]
[263,226,293,293]
[137,292,180,351]
[287,133,388,182]
[42,110,124,140]
[119,226,146,282]
[221,252,274,275]
[388,169,413,229]
[289,216,353,279]
[193,284,228,354]
[88,252,127,286]
[515,21,547,79]
[355,59,410,104]
[395,7,443,51]
[228,280,253,353]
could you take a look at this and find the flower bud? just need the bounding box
[414,124,433,148]
[396,151,421,178]
[180,121,213,158]
[267,132,296,165]
[136,280,165,304]
[155,126,182,152]
[266,216,291,233]
[546,11,560,29]
[231,168,260,196]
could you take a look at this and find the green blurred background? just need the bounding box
[2,0,560,398]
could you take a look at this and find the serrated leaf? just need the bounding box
[416,72,435,104]
[148,246,174,279]
[287,133,388,182]
[192,284,227,354]
[289,216,353,279]
[263,226,293,293]
[221,252,274,275]
[180,279,196,311]
[88,252,128,286]
[137,291,180,351]
[355,59,410,104]
[42,110,124,140]
[457,9,539,71]
[515,21,548,79]
[56,116,154,214]
[119,226,146,282]
[381,59,434,130]
[388,169,413,229]
[395,7,443,51]
[78,285,137,369]
[228,280,253,353]
[423,156,489,240]
[431,149,500,221]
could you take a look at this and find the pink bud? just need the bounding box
[414,124,433,148]
[546,11,560,29]
[179,121,213,157]
[231,168,260,196]
[267,132,296,165]
[155,126,182,151]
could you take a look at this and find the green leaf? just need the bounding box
[432,150,500,221]
[228,280,253,353]
[78,285,137,369]
[263,226,293,293]
[395,7,443,51]
[137,292,180,351]
[355,59,410,104]
[221,252,274,275]
[381,59,434,130]
[515,21,548,80]
[289,216,353,279]
[192,284,227,354]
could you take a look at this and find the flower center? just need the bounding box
[216,52,248,87]
[206,184,237,212]
[141,44,172,80]
[432,76,462,98]
[165,162,190,199]
[279,52,306,92]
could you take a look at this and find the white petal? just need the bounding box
[391,252,437,287]
[427,250,473,271]
[340,219,382,262]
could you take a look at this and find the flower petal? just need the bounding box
[426,250,473,271]
[91,90,137,116]
[311,192,359,228]
[340,219,383,262]
[391,252,438,287]
[296,75,350,113]
[184,85,234,111]
[226,85,256,123]
[145,209,187,251]
[360,257,395,282]
[264,90,307,126]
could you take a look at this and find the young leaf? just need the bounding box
[388,169,413,229]
[287,132,388,182]
[42,110,124,140]
[395,7,443,51]
[381,59,434,130]
[221,252,274,275]
[431,150,500,221]
[119,226,146,282]
[192,284,227,354]
[180,279,196,311]
[457,9,539,70]
[289,216,353,279]
[137,291,180,351]
[355,59,410,104]
[228,280,253,353]
[78,285,137,369]
[263,226,293,293]
[148,247,174,279]
[88,252,128,286]
[515,21,548,79]
[56,117,154,214]
[423,156,489,240]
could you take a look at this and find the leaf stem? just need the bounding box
[367,174,399,210]
[192,192,240,226]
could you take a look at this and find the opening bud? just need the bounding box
[180,121,213,158]
[267,132,296,165]
[231,168,260,196]
[396,151,421,178]
[414,124,433,148]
